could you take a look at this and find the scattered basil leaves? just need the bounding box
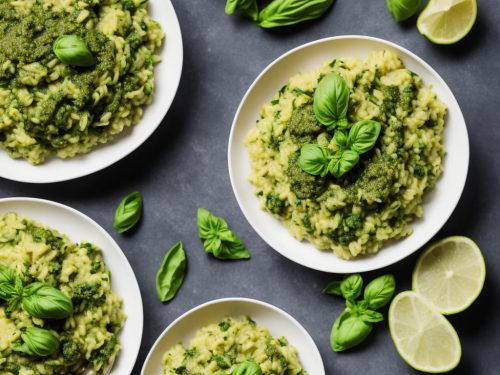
[12,326,60,357]
[347,120,381,154]
[298,144,331,176]
[53,35,96,67]
[114,191,142,233]
[257,0,334,28]
[328,150,360,178]
[232,360,263,375]
[197,208,250,260]
[386,0,421,22]
[225,0,259,21]
[313,73,350,130]
[22,282,73,319]
[156,241,186,302]
[363,274,396,310]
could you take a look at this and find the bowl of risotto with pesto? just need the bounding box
[228,36,469,273]
[141,298,324,375]
[0,0,183,183]
[0,197,143,374]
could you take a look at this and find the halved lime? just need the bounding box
[389,291,461,373]
[417,0,477,44]
[413,236,486,314]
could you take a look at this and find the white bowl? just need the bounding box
[228,35,469,274]
[0,197,143,374]
[0,0,183,183]
[141,298,325,375]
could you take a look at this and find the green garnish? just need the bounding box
[12,327,60,357]
[53,35,96,67]
[22,282,73,319]
[386,0,421,22]
[232,360,263,375]
[313,73,350,130]
[156,241,187,302]
[113,192,142,233]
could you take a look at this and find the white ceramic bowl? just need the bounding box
[0,0,183,183]
[228,35,469,274]
[141,298,325,375]
[0,197,143,374]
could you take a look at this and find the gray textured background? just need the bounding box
[1,0,499,374]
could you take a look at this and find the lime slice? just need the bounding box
[389,291,461,373]
[413,236,485,314]
[417,0,477,44]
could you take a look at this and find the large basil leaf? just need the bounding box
[330,309,373,352]
[328,150,359,178]
[258,0,334,28]
[347,120,381,154]
[12,327,60,357]
[22,283,73,319]
[313,73,349,129]
[156,241,186,302]
[298,144,331,176]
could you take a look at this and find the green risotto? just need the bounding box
[0,213,125,374]
[162,316,307,375]
[245,50,446,259]
[0,0,164,164]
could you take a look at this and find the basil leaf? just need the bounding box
[386,0,421,22]
[359,309,384,323]
[322,281,342,295]
[347,120,381,154]
[113,191,142,233]
[12,327,60,357]
[363,274,396,310]
[328,150,359,178]
[53,35,96,67]
[22,283,73,319]
[156,241,186,302]
[233,360,262,375]
[330,309,372,352]
[298,144,331,176]
[225,0,259,21]
[313,73,349,129]
[331,130,347,149]
[0,264,18,300]
[340,274,363,300]
[257,0,334,28]
[197,208,250,260]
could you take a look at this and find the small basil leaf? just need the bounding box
[313,73,349,128]
[331,130,348,149]
[299,144,331,176]
[232,360,262,375]
[363,274,396,310]
[0,264,19,300]
[156,241,186,302]
[328,150,360,178]
[340,274,363,300]
[197,209,250,260]
[359,309,384,323]
[22,283,73,319]
[257,0,334,28]
[225,0,259,21]
[330,309,373,352]
[347,120,381,154]
[113,192,142,233]
[322,281,342,296]
[53,35,96,67]
[12,327,60,357]
[386,0,421,22]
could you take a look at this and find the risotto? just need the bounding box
[0,212,125,374]
[162,316,306,375]
[0,0,164,164]
[245,50,446,259]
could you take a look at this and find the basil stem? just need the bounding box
[22,282,73,319]
[232,360,263,375]
[225,0,259,21]
[12,327,60,357]
[313,73,350,130]
[386,0,421,22]
[156,241,186,302]
[197,208,250,260]
[113,191,142,233]
[258,0,334,28]
[53,35,96,67]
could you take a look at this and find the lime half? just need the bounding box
[389,291,461,373]
[417,0,477,44]
[413,236,486,314]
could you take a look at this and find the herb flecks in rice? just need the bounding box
[245,50,446,259]
[0,0,164,164]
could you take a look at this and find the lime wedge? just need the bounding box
[389,291,461,373]
[417,0,477,44]
[413,236,486,314]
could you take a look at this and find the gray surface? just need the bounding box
[1,0,499,374]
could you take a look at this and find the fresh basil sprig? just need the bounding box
[225,0,259,21]
[197,208,250,260]
[257,0,334,28]
[313,73,350,130]
[324,274,396,352]
[156,241,187,303]
[12,326,60,357]
[22,282,73,319]
[386,0,421,22]
[114,191,142,233]
[232,360,263,375]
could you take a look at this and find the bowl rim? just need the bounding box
[0,0,183,184]
[227,34,469,273]
[0,196,144,373]
[141,297,324,375]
